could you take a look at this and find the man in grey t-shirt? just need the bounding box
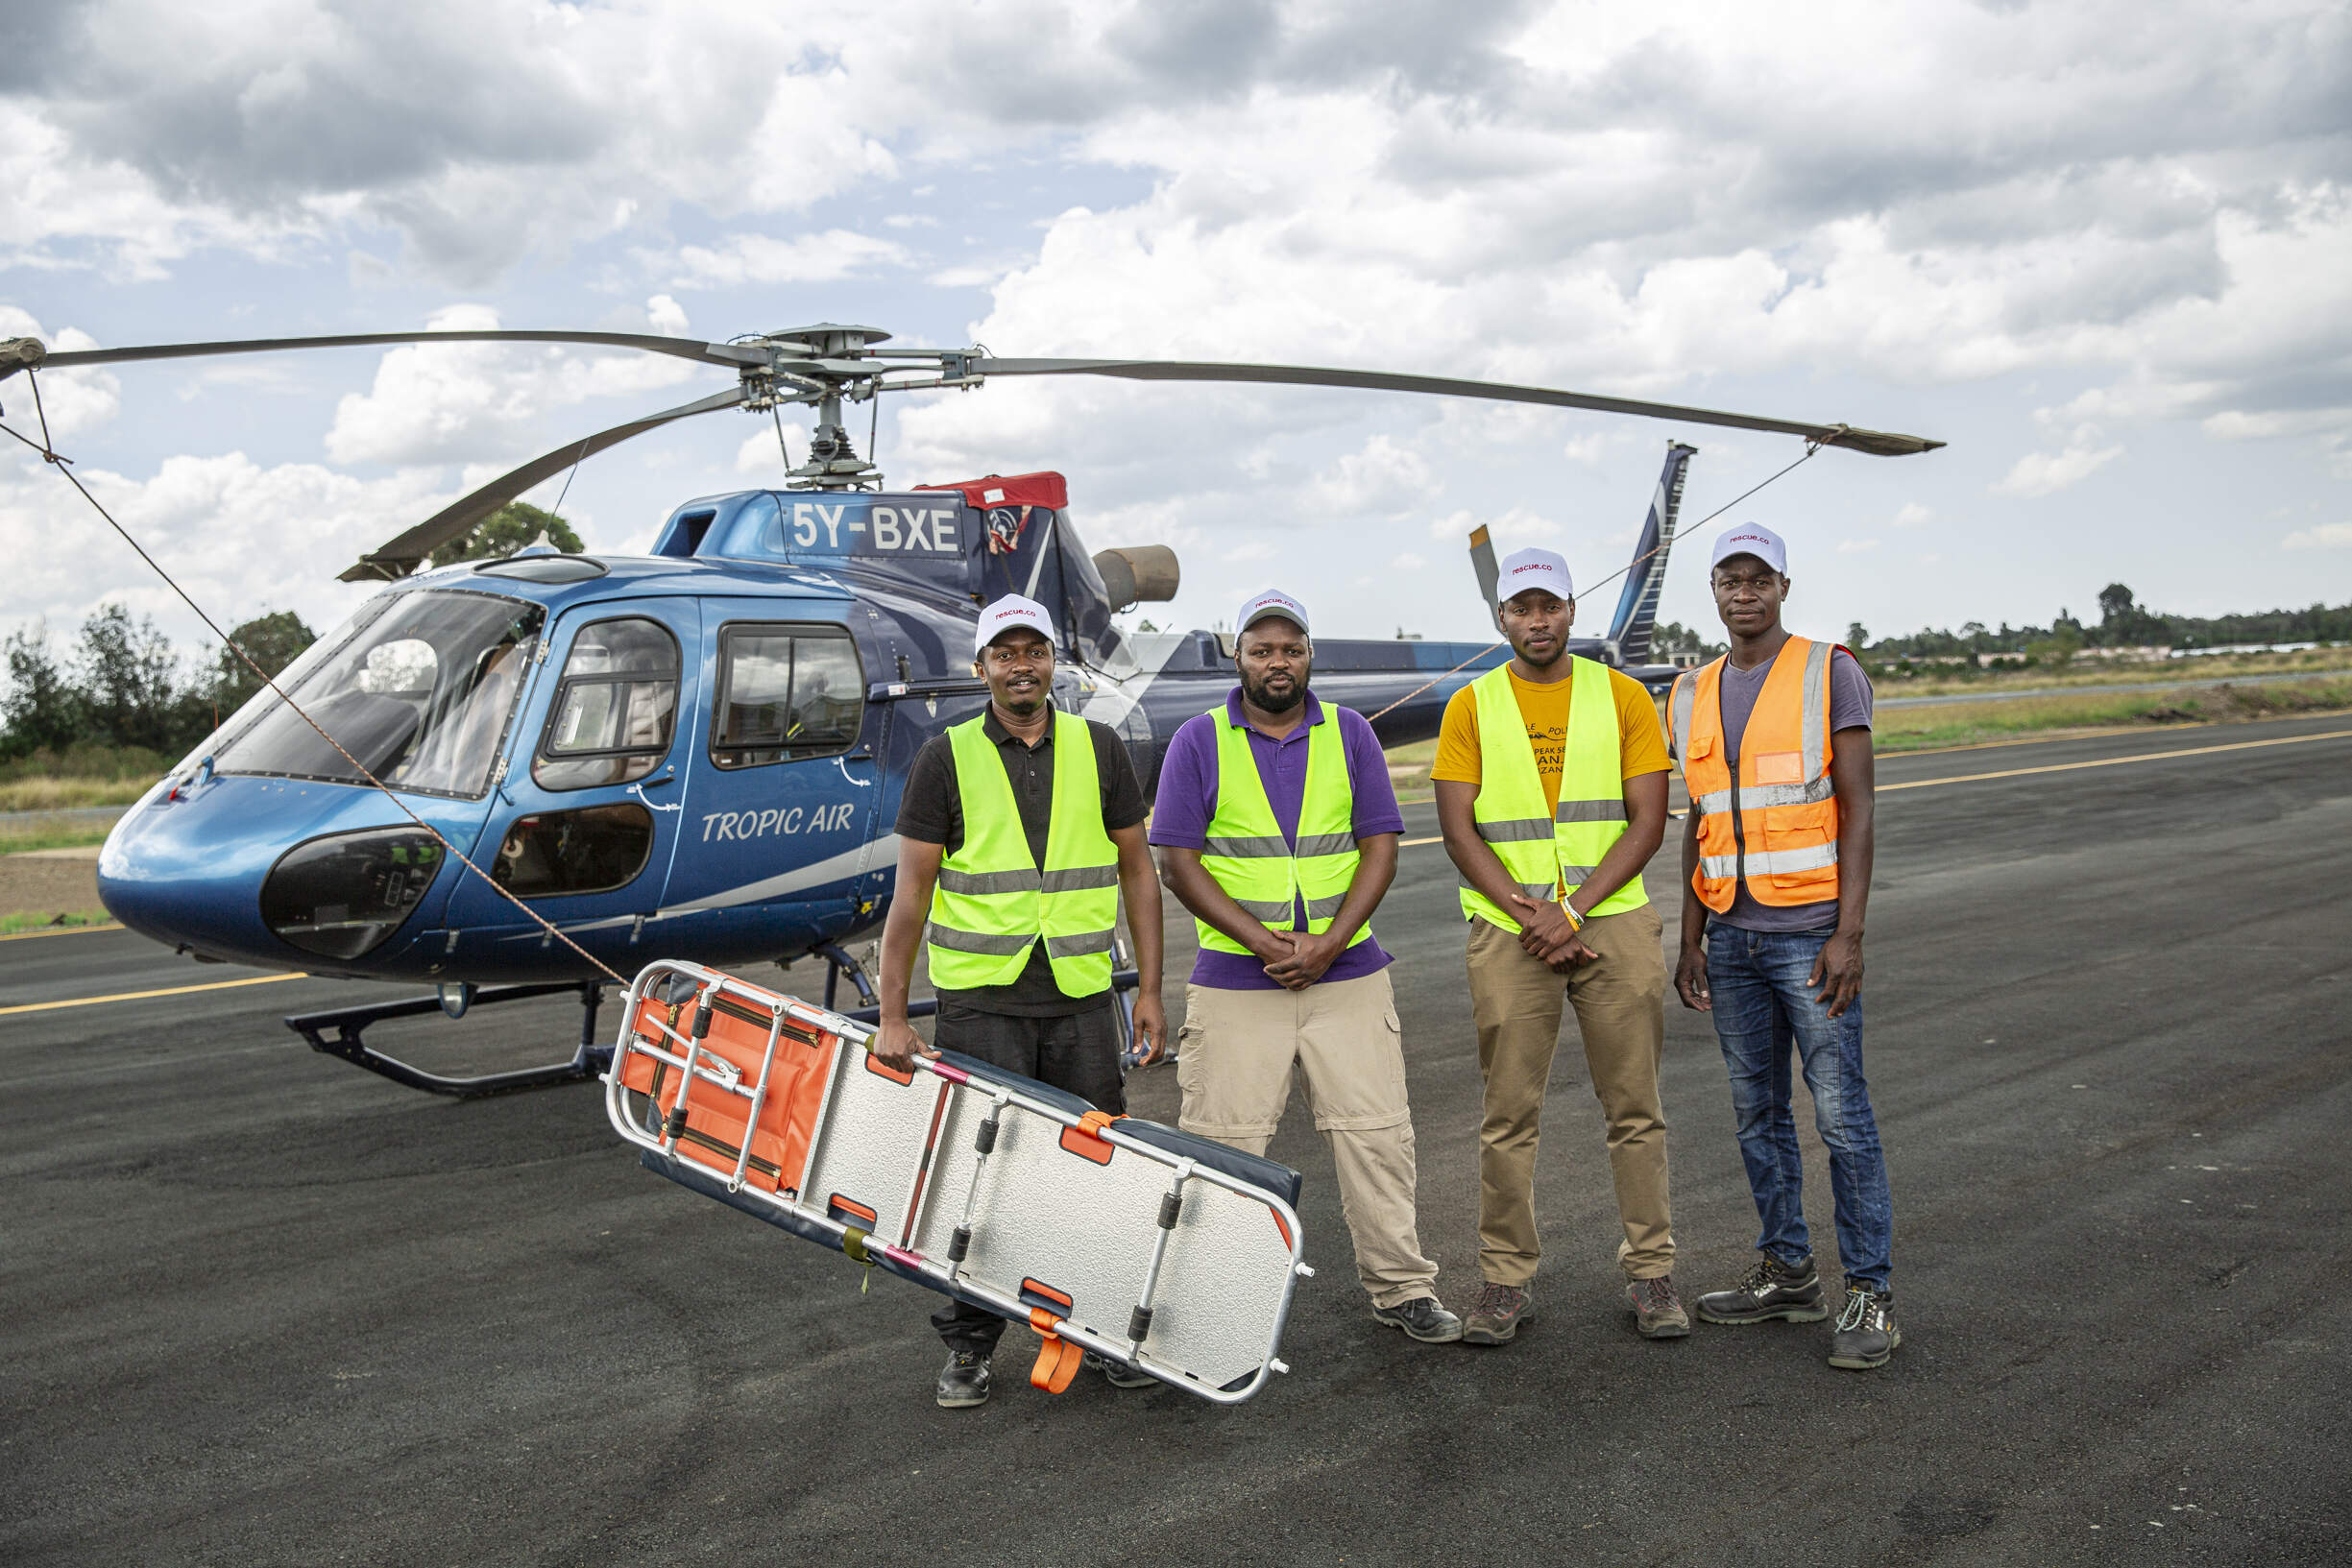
[1668,523,1900,1371]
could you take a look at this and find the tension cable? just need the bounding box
[1364,441,1824,723]
[1,369,628,987]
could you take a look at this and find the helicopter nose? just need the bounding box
[97,777,480,971]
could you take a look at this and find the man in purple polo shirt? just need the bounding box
[1152,590,1463,1345]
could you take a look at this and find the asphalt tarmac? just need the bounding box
[4,714,2347,1565]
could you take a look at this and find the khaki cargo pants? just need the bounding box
[1176,969,1442,1310]
[1467,905,1673,1286]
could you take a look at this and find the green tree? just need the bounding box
[425,501,583,568]
[1846,621,1870,651]
[1,623,86,760]
[76,605,190,753]
[1652,619,1726,658]
[210,610,318,718]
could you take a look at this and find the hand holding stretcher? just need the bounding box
[605,959,1312,1404]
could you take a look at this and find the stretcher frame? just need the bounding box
[602,958,1311,1405]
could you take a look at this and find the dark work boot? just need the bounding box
[1083,1350,1155,1389]
[935,1349,992,1408]
[1627,1275,1691,1339]
[1828,1284,1900,1369]
[1697,1254,1829,1326]
[1371,1294,1466,1343]
[1462,1281,1532,1345]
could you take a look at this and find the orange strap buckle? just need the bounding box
[1029,1315,1083,1394]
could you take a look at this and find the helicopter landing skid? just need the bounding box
[283,981,608,1098]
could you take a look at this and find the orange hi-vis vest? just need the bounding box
[1666,635,1841,912]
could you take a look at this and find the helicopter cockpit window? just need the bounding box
[211,591,544,800]
[711,624,862,769]
[533,617,680,791]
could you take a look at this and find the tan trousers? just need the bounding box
[1176,970,1441,1310]
[1466,906,1673,1285]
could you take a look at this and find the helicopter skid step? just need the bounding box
[283,981,608,1098]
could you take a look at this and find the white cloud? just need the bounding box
[666,230,908,288]
[324,303,705,467]
[1310,435,1432,516]
[1892,502,1933,529]
[1993,441,2124,498]
[2282,522,2352,550]
[645,294,691,336]
[0,309,120,439]
[1837,538,1882,554]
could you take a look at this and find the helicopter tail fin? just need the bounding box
[1607,442,1697,665]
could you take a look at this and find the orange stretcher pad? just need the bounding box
[605,960,1311,1405]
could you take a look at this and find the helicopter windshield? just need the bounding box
[213,590,546,799]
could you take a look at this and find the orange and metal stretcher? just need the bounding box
[604,959,1311,1403]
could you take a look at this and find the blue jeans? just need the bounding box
[1704,922,1893,1290]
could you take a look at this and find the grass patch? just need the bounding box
[1868,643,2352,698]
[0,909,114,933]
[1874,675,2352,752]
[1387,737,1437,801]
[0,826,117,854]
[0,777,152,812]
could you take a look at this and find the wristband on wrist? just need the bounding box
[1560,901,1586,931]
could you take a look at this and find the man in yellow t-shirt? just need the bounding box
[1434,545,1680,1345]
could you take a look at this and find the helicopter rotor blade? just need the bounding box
[968,357,1943,456]
[39,329,769,374]
[337,385,750,583]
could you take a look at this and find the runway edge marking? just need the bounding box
[1881,727,2352,794]
[0,971,309,1017]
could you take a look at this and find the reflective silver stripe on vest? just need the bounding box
[1801,637,1831,780]
[1204,832,1291,857]
[1460,876,1559,901]
[1044,929,1117,959]
[1704,842,1838,880]
[1040,864,1119,894]
[1555,799,1627,824]
[936,867,1042,896]
[1697,776,1833,816]
[1294,832,1357,857]
[1474,817,1555,843]
[1302,892,1347,922]
[1669,673,1697,768]
[1558,864,1596,883]
[927,925,1037,956]
[1229,896,1292,922]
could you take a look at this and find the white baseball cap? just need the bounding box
[1496,546,1574,606]
[1710,523,1788,575]
[1235,588,1311,638]
[973,593,1057,657]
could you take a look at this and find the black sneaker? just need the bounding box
[1828,1284,1900,1369]
[1371,1295,1466,1343]
[1083,1350,1155,1389]
[1697,1254,1828,1325]
[934,1349,992,1408]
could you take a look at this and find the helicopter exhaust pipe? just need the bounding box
[1093,545,1179,613]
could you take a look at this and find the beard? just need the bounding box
[1242,668,1309,712]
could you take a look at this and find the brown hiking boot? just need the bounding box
[1627,1275,1691,1339]
[1462,1281,1532,1345]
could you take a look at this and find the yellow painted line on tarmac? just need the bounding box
[1881,728,2352,793]
[0,971,308,1018]
[0,921,124,943]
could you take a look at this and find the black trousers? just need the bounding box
[930,1000,1126,1354]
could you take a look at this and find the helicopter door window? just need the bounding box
[533,617,681,791]
[710,625,863,769]
[491,802,656,898]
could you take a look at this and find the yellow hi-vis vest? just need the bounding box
[1459,657,1648,931]
[925,711,1119,996]
[1196,703,1372,957]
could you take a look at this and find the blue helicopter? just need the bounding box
[0,325,1938,1094]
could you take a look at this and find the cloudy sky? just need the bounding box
[4,0,2347,663]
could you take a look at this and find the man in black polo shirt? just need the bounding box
[874,593,1166,1408]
